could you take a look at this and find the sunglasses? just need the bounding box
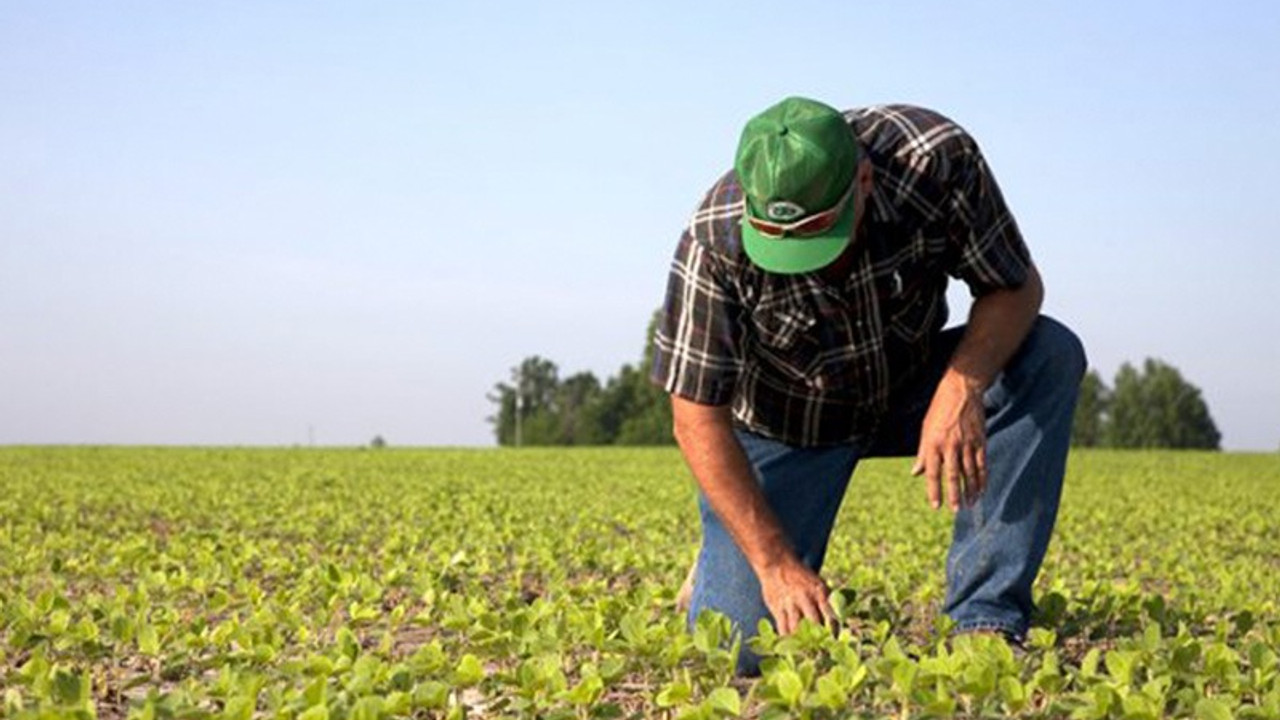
[745,179,856,238]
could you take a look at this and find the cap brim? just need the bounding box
[741,200,856,274]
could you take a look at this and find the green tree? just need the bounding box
[486,312,674,446]
[603,311,673,445]
[487,355,563,446]
[556,371,603,445]
[1104,358,1221,449]
[582,362,672,445]
[1071,370,1110,447]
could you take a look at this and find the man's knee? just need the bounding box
[1023,316,1087,385]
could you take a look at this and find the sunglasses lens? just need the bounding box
[750,209,839,238]
[747,217,784,237]
[791,210,839,236]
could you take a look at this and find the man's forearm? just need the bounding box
[670,397,795,574]
[946,264,1045,390]
[911,264,1045,509]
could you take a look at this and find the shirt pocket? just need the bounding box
[751,303,817,376]
[885,257,947,345]
[887,290,940,344]
[750,301,855,392]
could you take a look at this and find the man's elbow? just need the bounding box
[670,406,685,445]
[985,264,1044,313]
[670,395,731,448]
[1024,263,1045,309]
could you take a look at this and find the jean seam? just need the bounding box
[953,619,1026,640]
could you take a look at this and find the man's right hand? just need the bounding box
[759,558,836,635]
[672,396,837,637]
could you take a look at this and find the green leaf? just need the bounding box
[48,609,71,635]
[748,619,779,656]
[301,676,327,707]
[891,660,918,696]
[599,656,626,682]
[1248,642,1276,672]
[759,708,791,720]
[1080,648,1102,678]
[1141,621,1163,651]
[298,704,329,720]
[922,690,957,717]
[999,675,1027,709]
[137,623,160,656]
[675,706,713,720]
[1027,627,1058,650]
[389,665,413,692]
[453,653,485,687]
[1121,692,1159,720]
[814,671,848,710]
[619,612,647,645]
[351,696,383,720]
[1195,698,1234,720]
[306,654,335,677]
[220,694,256,720]
[1234,611,1256,636]
[829,588,857,622]
[348,601,380,624]
[50,668,87,706]
[705,687,740,717]
[134,698,158,720]
[591,702,625,719]
[384,691,411,715]
[336,627,360,660]
[656,679,692,708]
[413,681,449,710]
[1173,640,1203,673]
[1106,650,1138,686]
[562,674,604,706]
[3,688,24,715]
[772,669,804,708]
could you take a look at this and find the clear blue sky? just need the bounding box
[3,2,1278,450]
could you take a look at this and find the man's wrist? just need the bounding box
[752,540,799,577]
[942,366,989,395]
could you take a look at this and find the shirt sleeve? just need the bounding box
[945,146,1033,296]
[650,231,743,406]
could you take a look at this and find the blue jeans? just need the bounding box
[687,316,1086,675]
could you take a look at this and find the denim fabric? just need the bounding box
[687,316,1086,675]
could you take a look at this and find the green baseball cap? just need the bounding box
[735,96,859,274]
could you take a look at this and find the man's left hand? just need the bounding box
[912,372,988,511]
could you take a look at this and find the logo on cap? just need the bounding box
[765,200,806,221]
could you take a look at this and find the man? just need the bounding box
[651,97,1085,676]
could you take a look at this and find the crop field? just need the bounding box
[1,447,1278,719]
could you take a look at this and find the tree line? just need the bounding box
[1071,358,1220,449]
[490,320,1221,450]
[487,314,673,446]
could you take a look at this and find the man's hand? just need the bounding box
[759,558,836,635]
[912,372,988,511]
[672,396,830,636]
[911,265,1045,511]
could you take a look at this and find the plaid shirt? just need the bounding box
[651,104,1032,447]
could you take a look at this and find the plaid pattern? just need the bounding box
[652,104,1032,447]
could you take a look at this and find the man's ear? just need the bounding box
[857,157,873,191]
